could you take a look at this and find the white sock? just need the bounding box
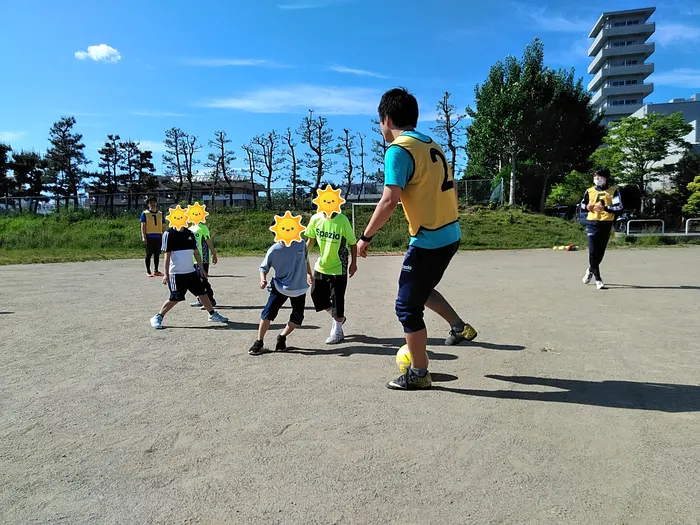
[333,320,343,332]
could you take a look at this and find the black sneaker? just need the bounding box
[386,369,432,390]
[275,334,287,352]
[249,340,264,355]
[445,323,478,346]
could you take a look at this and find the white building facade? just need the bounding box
[588,7,656,126]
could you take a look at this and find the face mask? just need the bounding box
[594,177,606,187]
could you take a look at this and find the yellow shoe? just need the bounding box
[445,323,477,346]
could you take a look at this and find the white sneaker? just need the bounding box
[596,280,606,290]
[208,311,229,323]
[583,270,593,285]
[326,327,344,344]
[150,314,163,329]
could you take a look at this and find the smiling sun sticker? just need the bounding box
[313,184,345,217]
[270,211,306,247]
[166,205,190,231]
[187,202,209,225]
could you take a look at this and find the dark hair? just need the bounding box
[593,167,611,179]
[145,197,157,205]
[378,87,419,129]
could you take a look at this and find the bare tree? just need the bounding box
[206,131,237,207]
[252,131,283,210]
[241,143,259,210]
[337,129,356,200]
[297,109,335,197]
[356,133,368,198]
[282,127,308,209]
[163,127,187,202]
[182,134,200,204]
[431,91,466,176]
[370,118,387,186]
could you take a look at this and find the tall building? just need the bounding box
[588,7,656,126]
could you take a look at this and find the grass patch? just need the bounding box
[0,207,588,265]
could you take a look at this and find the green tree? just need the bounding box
[45,116,89,210]
[683,175,700,217]
[546,170,591,207]
[467,38,604,209]
[10,151,47,213]
[670,149,700,201]
[0,143,13,206]
[136,149,157,194]
[97,134,122,213]
[591,112,692,212]
[163,128,187,202]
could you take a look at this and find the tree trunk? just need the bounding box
[250,173,257,210]
[539,174,550,213]
[509,154,516,206]
[292,172,297,208]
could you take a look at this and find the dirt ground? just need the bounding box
[1,247,699,525]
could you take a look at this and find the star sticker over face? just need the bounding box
[166,205,190,231]
[269,211,306,247]
[187,202,209,225]
[312,184,345,217]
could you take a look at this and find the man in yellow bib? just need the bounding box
[140,197,166,277]
[580,168,622,290]
[357,88,477,391]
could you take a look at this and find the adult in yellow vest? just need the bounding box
[140,197,166,277]
[356,88,478,391]
[580,168,623,290]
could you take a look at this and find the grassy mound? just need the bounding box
[0,207,587,265]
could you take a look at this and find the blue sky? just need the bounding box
[1,0,699,182]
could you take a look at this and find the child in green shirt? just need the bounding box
[305,211,357,344]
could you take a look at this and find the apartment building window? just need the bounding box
[611,39,639,47]
[626,79,638,85]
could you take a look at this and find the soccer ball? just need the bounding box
[396,345,412,373]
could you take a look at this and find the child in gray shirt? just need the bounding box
[249,239,314,355]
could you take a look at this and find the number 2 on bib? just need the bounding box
[430,148,454,192]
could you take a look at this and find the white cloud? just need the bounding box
[183,58,292,68]
[278,0,347,9]
[519,5,592,32]
[655,23,700,46]
[0,131,27,142]
[328,65,388,79]
[74,44,121,63]
[654,68,700,88]
[202,84,380,115]
[137,140,167,153]
[420,111,440,123]
[131,111,186,118]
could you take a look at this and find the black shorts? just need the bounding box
[168,272,206,302]
[310,272,347,319]
[395,241,459,333]
[145,236,162,256]
[261,283,305,325]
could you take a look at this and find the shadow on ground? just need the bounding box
[607,283,700,291]
[434,375,700,413]
[207,275,244,278]
[166,323,320,331]
[215,305,316,311]
[344,334,525,351]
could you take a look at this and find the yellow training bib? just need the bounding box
[143,210,163,235]
[586,187,616,222]
[391,134,458,236]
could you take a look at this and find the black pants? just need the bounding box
[145,236,161,273]
[587,221,613,281]
[195,263,214,302]
[310,272,347,319]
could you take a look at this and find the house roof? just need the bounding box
[588,7,655,38]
